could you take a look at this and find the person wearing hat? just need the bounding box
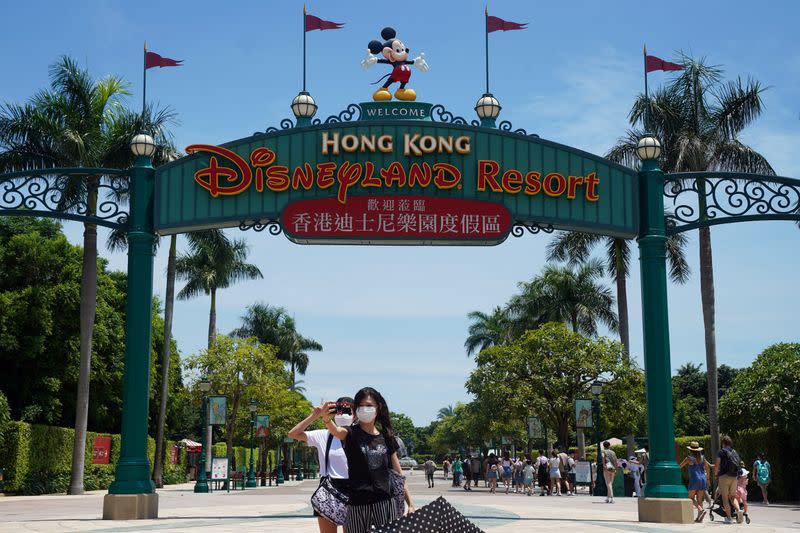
[627,455,644,498]
[680,441,712,522]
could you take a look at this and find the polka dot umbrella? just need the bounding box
[374,496,483,533]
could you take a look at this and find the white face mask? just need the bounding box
[356,406,377,423]
[334,414,353,427]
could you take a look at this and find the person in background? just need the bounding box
[557,446,573,496]
[471,453,481,487]
[487,463,499,493]
[322,387,416,533]
[442,457,450,480]
[548,450,562,496]
[536,449,550,496]
[679,441,710,522]
[601,441,618,503]
[641,444,650,485]
[452,454,463,487]
[523,459,535,496]
[513,455,525,494]
[714,435,744,524]
[288,397,353,533]
[752,452,771,505]
[423,458,436,488]
[737,461,750,523]
[628,455,645,499]
[500,452,513,494]
[462,456,473,491]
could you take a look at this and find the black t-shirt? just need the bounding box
[343,425,398,505]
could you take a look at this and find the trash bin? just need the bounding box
[624,473,635,497]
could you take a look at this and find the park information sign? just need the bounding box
[155,102,638,244]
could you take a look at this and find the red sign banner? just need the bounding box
[280,196,512,244]
[92,436,111,464]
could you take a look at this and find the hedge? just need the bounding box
[0,421,156,494]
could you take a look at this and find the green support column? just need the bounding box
[104,139,159,519]
[636,137,692,523]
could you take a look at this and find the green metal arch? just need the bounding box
[0,167,130,229]
[664,171,800,235]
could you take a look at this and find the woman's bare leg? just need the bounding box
[317,516,337,533]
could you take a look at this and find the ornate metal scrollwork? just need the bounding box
[429,104,481,127]
[264,118,297,133]
[0,168,130,229]
[510,221,555,237]
[238,219,282,235]
[312,103,362,125]
[497,120,538,138]
[664,172,800,234]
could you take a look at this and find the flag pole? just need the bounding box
[485,5,489,94]
[643,44,649,131]
[303,4,307,92]
[142,41,147,120]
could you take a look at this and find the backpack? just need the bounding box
[755,460,770,484]
[720,448,741,477]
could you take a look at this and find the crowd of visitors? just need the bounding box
[289,393,773,532]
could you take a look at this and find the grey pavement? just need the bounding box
[0,472,797,532]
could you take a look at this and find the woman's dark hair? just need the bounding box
[503,451,510,460]
[758,452,765,460]
[354,386,395,440]
[538,449,544,455]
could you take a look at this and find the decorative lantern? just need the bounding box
[291,91,317,125]
[636,135,662,161]
[130,133,156,157]
[474,93,501,127]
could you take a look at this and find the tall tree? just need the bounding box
[607,54,773,457]
[0,57,174,494]
[506,260,618,337]
[232,303,322,390]
[464,307,510,357]
[175,230,263,348]
[546,229,689,456]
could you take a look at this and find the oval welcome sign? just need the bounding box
[154,102,639,244]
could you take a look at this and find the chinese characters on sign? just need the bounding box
[91,436,111,464]
[281,196,511,243]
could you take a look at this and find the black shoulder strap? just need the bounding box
[324,432,334,474]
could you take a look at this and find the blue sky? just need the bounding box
[3,0,798,426]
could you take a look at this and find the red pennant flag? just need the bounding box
[145,51,183,69]
[645,55,684,73]
[305,14,344,31]
[487,15,527,33]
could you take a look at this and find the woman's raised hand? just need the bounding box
[319,400,337,422]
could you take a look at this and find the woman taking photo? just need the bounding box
[322,387,415,532]
[288,397,354,533]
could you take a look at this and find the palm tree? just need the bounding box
[0,56,174,495]
[232,303,322,390]
[175,230,263,348]
[547,231,690,457]
[437,405,455,419]
[464,307,510,357]
[507,260,618,337]
[546,231,690,352]
[607,54,773,458]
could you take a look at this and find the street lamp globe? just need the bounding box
[636,135,662,160]
[130,133,156,157]
[249,399,257,413]
[475,93,501,120]
[591,380,604,396]
[291,91,317,120]
[199,377,211,393]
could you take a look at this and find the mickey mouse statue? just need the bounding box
[361,27,429,101]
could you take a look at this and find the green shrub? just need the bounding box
[0,390,10,447]
[22,469,70,495]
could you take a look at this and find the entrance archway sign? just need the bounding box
[2,103,799,524]
[153,102,639,243]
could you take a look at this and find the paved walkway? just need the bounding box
[1,474,797,532]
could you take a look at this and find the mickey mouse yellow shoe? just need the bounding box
[373,88,392,101]
[394,88,417,101]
